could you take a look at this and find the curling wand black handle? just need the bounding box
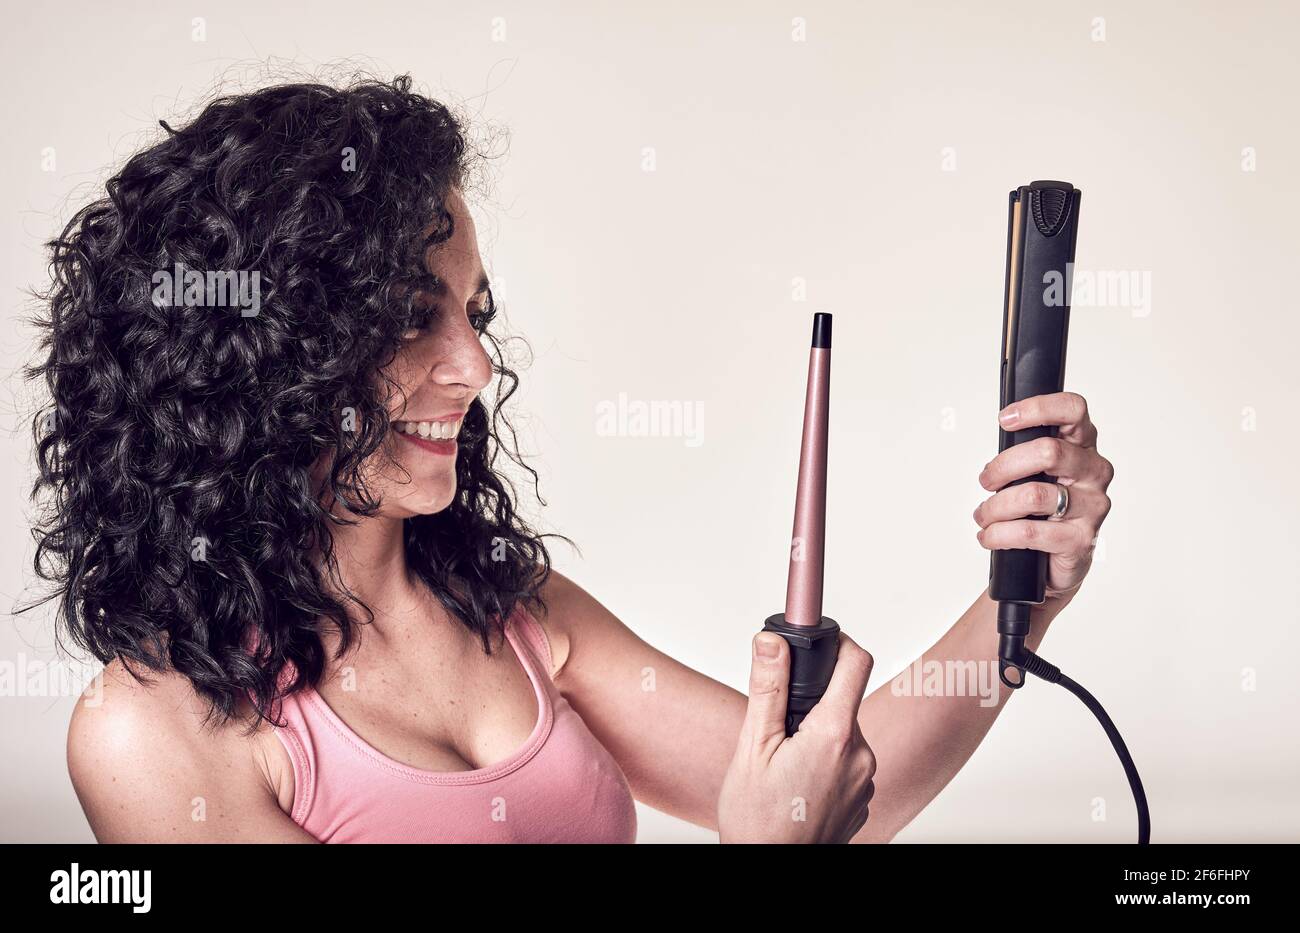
[762,614,840,736]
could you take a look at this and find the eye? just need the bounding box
[469,292,497,333]
[400,290,495,340]
[468,307,491,332]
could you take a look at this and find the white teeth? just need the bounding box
[394,418,462,441]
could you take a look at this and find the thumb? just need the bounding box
[739,632,791,758]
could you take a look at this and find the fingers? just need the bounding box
[804,633,873,732]
[973,482,1111,528]
[999,391,1097,447]
[738,633,791,759]
[979,435,1111,491]
[980,392,1113,599]
[977,518,1096,555]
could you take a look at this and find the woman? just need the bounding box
[31,76,1114,843]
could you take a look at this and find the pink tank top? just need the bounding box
[269,603,638,843]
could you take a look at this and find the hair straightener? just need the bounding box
[763,313,839,736]
[993,180,1151,844]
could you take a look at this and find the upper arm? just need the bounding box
[67,661,316,843]
[532,569,746,831]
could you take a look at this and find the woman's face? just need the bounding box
[365,189,495,518]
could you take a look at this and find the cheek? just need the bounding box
[377,356,426,416]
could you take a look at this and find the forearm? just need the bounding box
[849,587,1073,843]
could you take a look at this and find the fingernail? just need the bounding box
[998,407,1019,426]
[754,635,779,658]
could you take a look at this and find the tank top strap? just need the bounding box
[506,601,555,680]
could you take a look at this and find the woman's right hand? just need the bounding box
[717,632,877,843]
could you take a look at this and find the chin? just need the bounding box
[368,445,460,517]
[394,478,457,517]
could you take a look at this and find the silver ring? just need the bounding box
[1048,482,1069,521]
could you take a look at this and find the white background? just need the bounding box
[1,0,1297,842]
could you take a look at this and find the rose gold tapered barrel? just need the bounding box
[785,314,831,627]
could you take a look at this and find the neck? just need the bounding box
[319,510,439,646]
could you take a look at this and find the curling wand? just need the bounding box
[762,312,840,737]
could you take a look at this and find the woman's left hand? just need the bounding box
[973,392,1114,600]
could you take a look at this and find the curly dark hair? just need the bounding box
[23,74,571,730]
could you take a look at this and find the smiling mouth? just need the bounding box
[393,418,462,457]
[393,418,463,441]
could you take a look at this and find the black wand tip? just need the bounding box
[811,312,832,348]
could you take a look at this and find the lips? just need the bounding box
[395,431,457,457]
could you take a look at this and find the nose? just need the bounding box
[428,313,494,398]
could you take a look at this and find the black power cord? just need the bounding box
[998,604,1151,845]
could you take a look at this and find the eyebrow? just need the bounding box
[428,272,491,299]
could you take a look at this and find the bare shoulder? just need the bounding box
[67,658,308,842]
[530,566,647,682]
